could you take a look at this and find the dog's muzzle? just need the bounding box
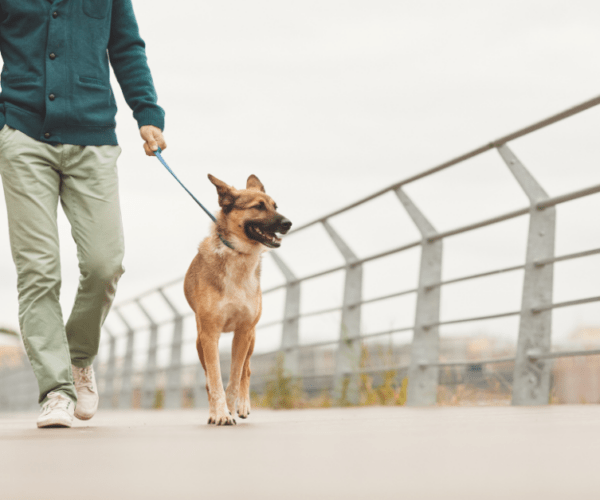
[245,216,292,248]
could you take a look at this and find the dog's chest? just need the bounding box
[219,263,261,332]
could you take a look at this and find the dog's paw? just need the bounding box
[237,397,251,419]
[208,408,236,426]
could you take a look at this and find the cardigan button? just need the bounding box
[49,94,56,101]
[52,12,58,19]
[49,53,56,60]
[44,133,51,139]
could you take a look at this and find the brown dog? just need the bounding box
[184,174,292,425]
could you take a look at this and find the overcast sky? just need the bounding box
[1,0,599,355]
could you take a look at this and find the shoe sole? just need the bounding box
[75,403,98,421]
[37,420,72,428]
[74,411,95,421]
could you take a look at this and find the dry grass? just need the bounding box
[437,379,511,406]
[252,348,410,409]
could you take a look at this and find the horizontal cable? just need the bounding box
[302,326,414,347]
[420,356,516,368]
[535,247,600,266]
[255,318,285,329]
[250,372,336,382]
[532,296,600,313]
[263,240,422,291]
[352,240,422,266]
[294,306,343,320]
[261,283,287,294]
[110,277,185,310]
[536,183,600,209]
[528,348,600,360]
[290,339,341,352]
[424,310,521,329]
[259,306,345,328]
[360,326,414,340]
[426,264,525,290]
[359,288,419,305]
[353,364,410,375]
[429,207,529,241]
[265,289,420,325]
[254,326,415,358]
[252,365,412,380]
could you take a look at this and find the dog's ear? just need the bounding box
[246,174,265,193]
[208,174,237,211]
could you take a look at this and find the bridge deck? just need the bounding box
[1,406,599,499]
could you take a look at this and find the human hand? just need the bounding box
[140,125,167,156]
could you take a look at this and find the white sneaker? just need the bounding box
[72,364,99,420]
[37,392,75,428]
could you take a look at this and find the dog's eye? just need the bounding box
[252,203,266,210]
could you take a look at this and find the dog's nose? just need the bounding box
[280,218,292,233]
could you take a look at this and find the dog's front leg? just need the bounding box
[201,333,236,426]
[226,329,254,417]
[237,331,255,419]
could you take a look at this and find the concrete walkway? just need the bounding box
[1,406,599,500]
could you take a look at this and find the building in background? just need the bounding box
[553,327,600,404]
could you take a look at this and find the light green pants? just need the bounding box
[0,125,124,405]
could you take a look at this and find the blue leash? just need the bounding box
[153,147,235,249]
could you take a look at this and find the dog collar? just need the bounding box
[218,233,235,250]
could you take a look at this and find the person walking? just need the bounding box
[0,1,166,427]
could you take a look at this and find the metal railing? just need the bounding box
[2,95,600,410]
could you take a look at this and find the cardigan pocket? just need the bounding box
[71,76,117,127]
[79,76,106,88]
[82,0,111,19]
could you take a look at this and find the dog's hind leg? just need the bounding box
[226,329,254,417]
[201,331,236,426]
[195,335,210,399]
[237,331,255,419]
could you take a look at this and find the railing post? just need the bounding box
[322,220,362,405]
[498,144,556,405]
[159,289,184,409]
[115,309,135,409]
[136,300,159,409]
[395,187,443,406]
[100,325,118,409]
[270,252,301,376]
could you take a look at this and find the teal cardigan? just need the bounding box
[0,0,165,146]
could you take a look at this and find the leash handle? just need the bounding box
[153,146,217,223]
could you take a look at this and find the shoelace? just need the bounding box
[73,366,95,391]
[42,393,70,414]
